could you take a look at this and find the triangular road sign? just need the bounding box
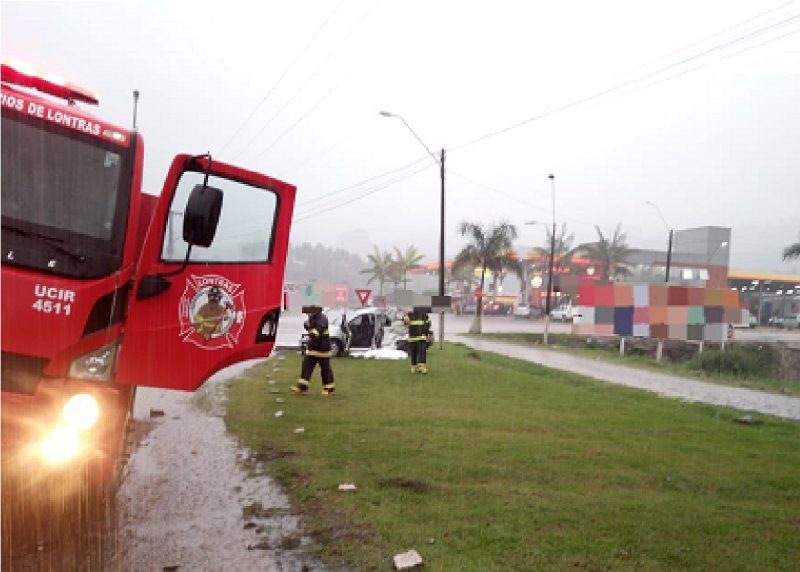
[355,288,372,306]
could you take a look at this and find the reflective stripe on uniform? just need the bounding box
[305,349,332,358]
[323,382,335,390]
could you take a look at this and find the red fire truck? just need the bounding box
[1,60,295,500]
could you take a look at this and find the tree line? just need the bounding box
[285,243,426,293]
[359,221,633,311]
[288,223,800,309]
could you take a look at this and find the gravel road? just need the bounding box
[112,358,329,572]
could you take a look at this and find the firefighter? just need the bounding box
[192,286,229,340]
[292,306,336,396]
[403,306,432,374]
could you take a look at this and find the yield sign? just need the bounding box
[355,288,372,306]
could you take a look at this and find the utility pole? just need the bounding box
[439,148,446,350]
[379,111,449,349]
[665,228,673,282]
[645,201,672,283]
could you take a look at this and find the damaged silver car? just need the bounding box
[300,307,390,357]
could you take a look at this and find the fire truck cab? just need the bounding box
[1,60,296,490]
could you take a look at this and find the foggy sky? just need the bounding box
[2,0,799,275]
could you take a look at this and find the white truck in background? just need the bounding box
[550,303,576,322]
[731,308,758,329]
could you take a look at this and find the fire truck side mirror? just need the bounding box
[183,184,223,248]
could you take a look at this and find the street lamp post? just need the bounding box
[645,201,673,282]
[544,174,556,345]
[526,175,557,344]
[524,219,554,344]
[380,110,447,349]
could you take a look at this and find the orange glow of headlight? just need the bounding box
[38,427,81,464]
[63,393,100,431]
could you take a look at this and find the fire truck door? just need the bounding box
[116,155,295,391]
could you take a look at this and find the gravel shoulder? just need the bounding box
[113,359,329,571]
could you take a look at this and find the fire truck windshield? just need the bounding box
[1,113,133,278]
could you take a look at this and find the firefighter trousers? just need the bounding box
[301,355,334,385]
[409,340,427,366]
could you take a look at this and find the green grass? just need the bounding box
[473,332,800,396]
[225,345,800,571]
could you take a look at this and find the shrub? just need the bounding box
[688,344,774,378]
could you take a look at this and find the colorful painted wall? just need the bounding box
[574,283,740,342]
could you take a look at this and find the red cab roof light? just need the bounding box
[1,59,99,106]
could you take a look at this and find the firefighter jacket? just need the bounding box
[304,312,332,357]
[403,311,431,342]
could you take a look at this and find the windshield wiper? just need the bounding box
[2,223,89,263]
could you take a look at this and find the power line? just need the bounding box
[722,25,800,59]
[434,10,800,237]
[281,132,355,174]
[218,0,346,156]
[294,161,431,219]
[252,75,349,160]
[449,171,543,211]
[294,155,431,212]
[451,11,800,152]
[294,166,432,222]
[236,1,380,162]
[294,162,434,221]
[612,1,796,80]
[294,6,799,224]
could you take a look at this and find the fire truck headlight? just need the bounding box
[68,342,118,382]
[38,427,81,464]
[63,393,100,431]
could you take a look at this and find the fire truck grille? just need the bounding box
[1,353,46,395]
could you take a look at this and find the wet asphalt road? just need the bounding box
[277,311,800,348]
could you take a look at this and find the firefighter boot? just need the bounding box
[321,383,336,397]
[410,365,418,374]
[291,380,309,394]
[418,364,428,375]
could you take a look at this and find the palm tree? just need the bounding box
[783,234,800,260]
[532,222,581,274]
[448,263,480,314]
[453,220,520,333]
[392,245,425,289]
[450,263,479,293]
[360,246,395,295]
[578,223,632,281]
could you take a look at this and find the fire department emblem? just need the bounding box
[179,274,246,350]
